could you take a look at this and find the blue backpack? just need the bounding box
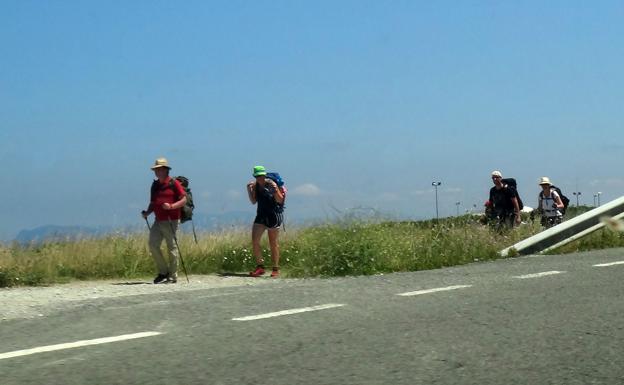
[265,172,286,213]
[266,172,284,187]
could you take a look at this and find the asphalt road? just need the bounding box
[2,248,624,385]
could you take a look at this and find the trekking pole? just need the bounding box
[191,219,198,244]
[168,217,190,283]
[142,211,151,230]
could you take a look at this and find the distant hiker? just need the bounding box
[488,170,522,228]
[141,158,187,284]
[537,177,564,228]
[246,165,285,278]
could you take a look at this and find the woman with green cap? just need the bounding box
[246,165,285,277]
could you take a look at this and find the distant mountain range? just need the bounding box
[14,225,113,244]
[12,211,257,243]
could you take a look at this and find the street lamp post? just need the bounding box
[432,181,441,220]
[593,194,597,207]
[597,192,602,206]
[572,191,581,207]
[455,201,461,216]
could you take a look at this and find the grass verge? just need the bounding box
[2,212,622,287]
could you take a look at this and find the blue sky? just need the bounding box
[1,1,623,240]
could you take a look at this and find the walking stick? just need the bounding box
[191,219,198,244]
[168,218,190,283]
[144,217,151,231]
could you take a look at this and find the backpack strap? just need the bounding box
[150,180,159,202]
[169,178,180,201]
[151,178,181,202]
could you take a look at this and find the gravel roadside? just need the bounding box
[0,275,276,322]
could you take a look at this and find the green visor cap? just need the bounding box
[253,165,267,177]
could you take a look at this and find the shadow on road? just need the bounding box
[111,281,152,286]
[218,272,251,277]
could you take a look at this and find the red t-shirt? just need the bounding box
[150,177,186,221]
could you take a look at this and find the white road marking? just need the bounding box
[397,285,472,297]
[232,303,345,321]
[513,271,564,279]
[0,331,162,361]
[593,261,624,267]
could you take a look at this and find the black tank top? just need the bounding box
[256,183,279,216]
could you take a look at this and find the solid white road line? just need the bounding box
[397,285,472,297]
[232,303,345,321]
[593,261,624,267]
[513,271,564,279]
[0,331,162,361]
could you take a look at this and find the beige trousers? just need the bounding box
[148,220,179,278]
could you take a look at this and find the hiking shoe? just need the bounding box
[153,274,168,284]
[270,269,280,278]
[166,277,177,284]
[249,267,266,277]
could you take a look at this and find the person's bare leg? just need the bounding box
[267,228,280,269]
[252,223,266,265]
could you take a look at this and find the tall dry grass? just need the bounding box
[2,210,621,287]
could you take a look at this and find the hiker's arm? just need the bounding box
[267,180,285,204]
[512,196,521,223]
[143,202,155,218]
[552,192,564,209]
[164,196,187,210]
[142,208,152,219]
[163,182,187,210]
[512,196,520,213]
[247,182,257,204]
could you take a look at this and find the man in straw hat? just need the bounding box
[537,176,564,227]
[142,158,187,284]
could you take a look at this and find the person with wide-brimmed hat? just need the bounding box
[246,165,285,278]
[142,158,187,284]
[537,176,564,227]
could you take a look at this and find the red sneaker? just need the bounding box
[270,269,280,278]
[249,267,266,277]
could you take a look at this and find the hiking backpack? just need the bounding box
[501,177,524,210]
[266,172,287,213]
[540,185,570,215]
[174,176,194,223]
[151,176,195,223]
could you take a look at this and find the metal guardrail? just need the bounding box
[500,196,624,257]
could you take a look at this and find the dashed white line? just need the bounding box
[232,303,345,321]
[593,261,624,267]
[513,271,565,279]
[0,332,162,361]
[397,285,472,297]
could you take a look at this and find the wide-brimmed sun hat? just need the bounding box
[538,176,552,186]
[253,165,267,177]
[151,158,171,170]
